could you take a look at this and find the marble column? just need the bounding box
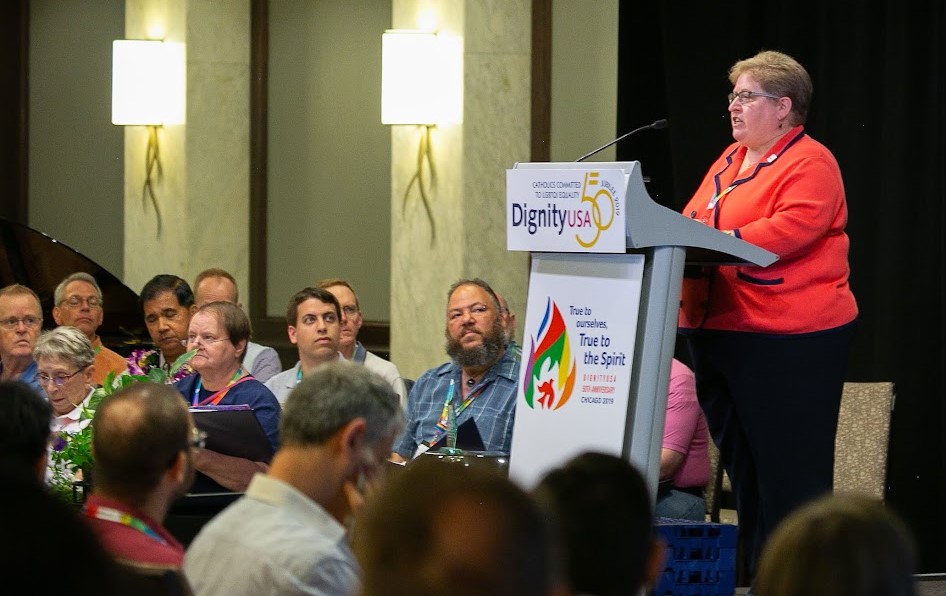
[122,0,251,305]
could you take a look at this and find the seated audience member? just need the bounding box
[656,358,711,521]
[753,494,917,596]
[83,382,197,570]
[532,451,664,596]
[193,268,281,383]
[184,361,402,596]
[173,301,281,492]
[353,455,563,596]
[129,274,195,383]
[391,278,518,461]
[0,283,44,393]
[265,287,343,405]
[34,326,97,434]
[52,272,128,385]
[318,278,408,408]
[34,326,97,484]
[0,380,52,483]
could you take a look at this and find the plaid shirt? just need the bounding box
[394,349,520,459]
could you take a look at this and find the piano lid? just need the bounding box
[0,217,148,354]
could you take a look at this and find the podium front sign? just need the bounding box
[508,253,644,489]
[506,168,628,253]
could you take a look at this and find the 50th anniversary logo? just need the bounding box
[506,169,627,253]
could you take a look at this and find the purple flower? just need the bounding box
[127,348,160,376]
[51,434,67,452]
[125,347,194,384]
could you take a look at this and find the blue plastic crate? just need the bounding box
[653,520,737,596]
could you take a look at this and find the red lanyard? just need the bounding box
[192,370,251,406]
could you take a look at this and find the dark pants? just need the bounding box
[685,321,856,581]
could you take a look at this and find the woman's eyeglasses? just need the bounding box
[727,90,781,105]
[37,369,82,387]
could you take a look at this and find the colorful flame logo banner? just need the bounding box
[522,298,577,410]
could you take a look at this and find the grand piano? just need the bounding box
[0,217,147,353]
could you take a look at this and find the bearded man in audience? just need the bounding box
[391,278,518,461]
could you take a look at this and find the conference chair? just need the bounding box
[705,439,737,524]
[833,381,896,500]
[706,380,896,523]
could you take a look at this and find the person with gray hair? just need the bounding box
[33,325,97,435]
[51,272,128,385]
[184,360,403,596]
[33,325,97,487]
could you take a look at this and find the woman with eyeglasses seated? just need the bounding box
[34,326,97,435]
[33,326,97,485]
[173,301,281,493]
[678,50,858,581]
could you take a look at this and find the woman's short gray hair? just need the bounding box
[33,326,95,370]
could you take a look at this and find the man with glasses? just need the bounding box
[83,382,198,570]
[317,278,407,409]
[265,287,344,405]
[185,361,403,596]
[0,284,44,393]
[52,272,128,385]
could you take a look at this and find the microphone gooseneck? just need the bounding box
[575,118,670,162]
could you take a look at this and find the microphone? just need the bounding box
[575,118,669,162]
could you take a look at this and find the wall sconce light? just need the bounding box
[381,30,462,242]
[112,39,186,234]
[381,30,462,125]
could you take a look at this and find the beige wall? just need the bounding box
[29,0,125,275]
[265,0,392,322]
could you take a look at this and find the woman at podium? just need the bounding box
[678,50,858,580]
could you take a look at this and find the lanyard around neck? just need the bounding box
[83,503,167,545]
[436,376,485,432]
[706,184,737,210]
[192,368,248,406]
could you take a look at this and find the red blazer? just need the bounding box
[679,126,858,334]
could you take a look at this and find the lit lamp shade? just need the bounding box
[112,40,186,126]
[381,30,462,125]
